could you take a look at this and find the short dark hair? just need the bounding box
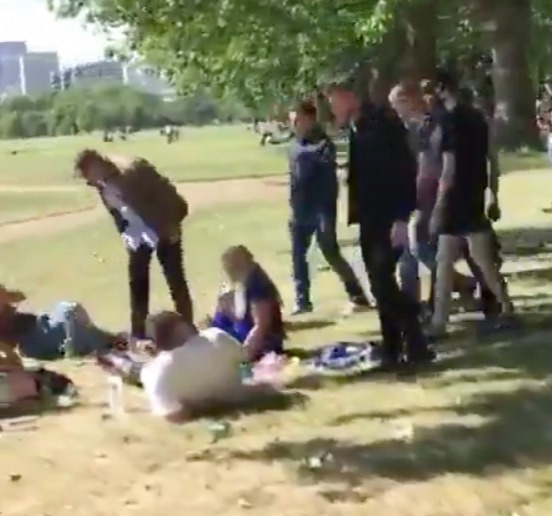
[74,149,103,177]
[295,99,317,118]
[145,311,185,350]
[435,68,459,94]
[324,74,356,95]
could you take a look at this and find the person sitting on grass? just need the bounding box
[206,245,285,362]
[0,284,118,360]
[139,311,246,423]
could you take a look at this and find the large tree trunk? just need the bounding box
[477,0,539,149]
[400,0,438,80]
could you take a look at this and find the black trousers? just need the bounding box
[462,226,504,316]
[128,239,193,338]
[359,221,427,361]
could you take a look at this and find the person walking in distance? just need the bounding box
[428,70,514,337]
[288,100,370,315]
[74,150,194,339]
[326,79,434,370]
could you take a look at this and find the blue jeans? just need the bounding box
[548,137,552,165]
[290,213,365,308]
[398,240,437,303]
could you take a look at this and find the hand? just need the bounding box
[390,220,408,248]
[486,197,501,222]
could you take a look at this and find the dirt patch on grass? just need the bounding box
[0,177,286,243]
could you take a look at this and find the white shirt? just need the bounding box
[140,328,245,417]
[100,182,159,251]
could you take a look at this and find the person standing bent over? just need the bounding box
[74,150,194,339]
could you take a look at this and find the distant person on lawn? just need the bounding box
[207,245,285,362]
[74,150,194,340]
[288,100,369,315]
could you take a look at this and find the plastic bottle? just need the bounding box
[107,375,125,417]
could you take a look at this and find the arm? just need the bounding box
[487,121,500,199]
[243,300,274,362]
[390,115,417,221]
[432,114,456,230]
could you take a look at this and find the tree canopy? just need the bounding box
[43,0,552,147]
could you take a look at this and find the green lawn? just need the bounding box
[0,126,549,187]
[0,126,287,186]
[0,191,95,224]
[3,168,552,514]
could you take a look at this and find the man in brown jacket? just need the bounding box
[74,149,193,339]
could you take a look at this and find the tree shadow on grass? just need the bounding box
[0,396,77,422]
[198,387,309,422]
[498,226,552,259]
[209,331,552,502]
[285,319,335,333]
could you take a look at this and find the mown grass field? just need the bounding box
[2,146,552,515]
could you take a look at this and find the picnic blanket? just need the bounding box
[310,342,381,374]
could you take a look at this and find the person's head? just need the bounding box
[293,100,317,137]
[221,245,255,283]
[145,311,197,352]
[325,80,360,127]
[435,69,459,107]
[388,81,425,121]
[420,79,439,111]
[74,149,116,187]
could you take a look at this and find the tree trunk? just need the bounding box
[400,0,438,80]
[477,0,539,149]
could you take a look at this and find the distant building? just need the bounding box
[0,41,27,58]
[123,63,175,98]
[70,60,124,86]
[0,41,26,96]
[20,52,60,96]
[0,56,23,96]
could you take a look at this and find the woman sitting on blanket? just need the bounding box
[207,245,285,362]
[0,284,118,360]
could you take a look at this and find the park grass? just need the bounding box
[0,126,287,186]
[3,169,552,515]
[0,125,548,187]
[0,190,95,224]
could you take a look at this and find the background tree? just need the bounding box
[0,84,252,139]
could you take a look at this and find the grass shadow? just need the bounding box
[209,330,552,502]
[285,319,335,333]
[198,387,309,421]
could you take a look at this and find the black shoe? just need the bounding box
[406,347,436,366]
[291,304,313,316]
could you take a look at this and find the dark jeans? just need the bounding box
[462,226,504,316]
[359,221,427,362]
[128,239,193,338]
[290,213,365,307]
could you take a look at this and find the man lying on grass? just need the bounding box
[138,311,246,423]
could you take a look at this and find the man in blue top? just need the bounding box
[288,100,369,315]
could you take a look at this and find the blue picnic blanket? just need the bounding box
[311,342,381,372]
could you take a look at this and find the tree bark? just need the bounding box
[477,0,539,149]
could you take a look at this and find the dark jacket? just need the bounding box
[99,155,188,240]
[347,103,417,226]
[288,125,338,225]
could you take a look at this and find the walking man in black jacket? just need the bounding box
[326,79,434,369]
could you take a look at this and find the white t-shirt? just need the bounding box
[140,328,245,417]
[100,182,159,251]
